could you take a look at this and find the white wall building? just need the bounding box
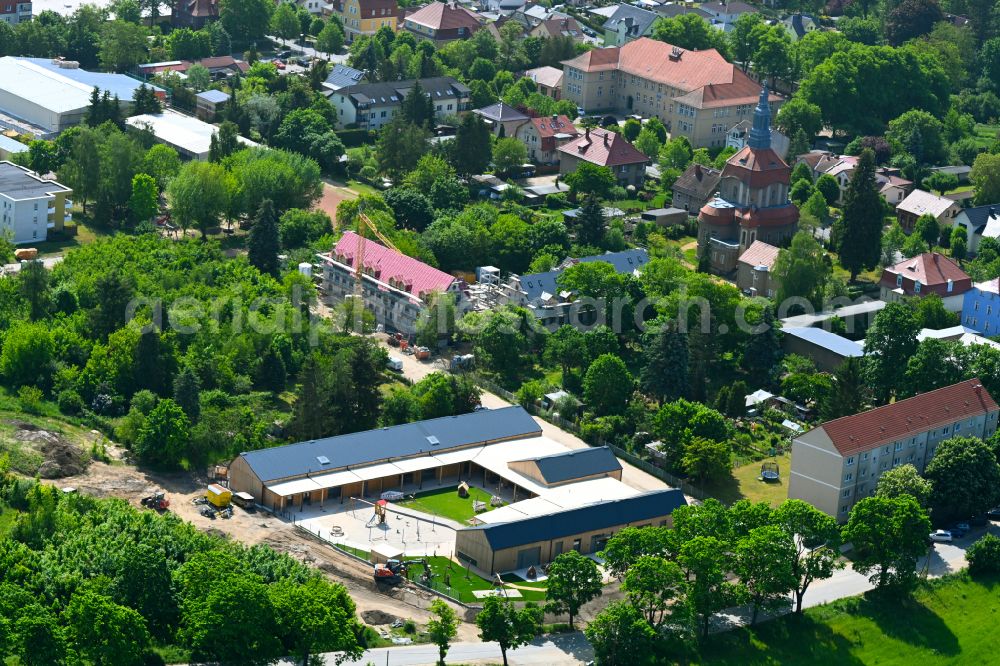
[126,109,258,161]
[0,161,72,245]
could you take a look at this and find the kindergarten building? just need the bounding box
[229,407,686,573]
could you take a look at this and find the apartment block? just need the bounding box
[0,161,72,244]
[789,380,1000,521]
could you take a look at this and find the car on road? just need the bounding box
[985,507,1000,521]
[929,529,953,543]
[274,60,286,70]
[277,50,292,59]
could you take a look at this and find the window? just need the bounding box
[841,505,849,514]
[842,489,852,498]
[893,456,900,465]
[863,452,869,460]
[914,280,922,293]
[846,456,855,466]
[844,473,853,482]
[955,422,962,432]
[896,274,903,287]
[895,442,903,451]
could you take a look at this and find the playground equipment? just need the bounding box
[367,499,389,527]
[457,482,470,498]
[760,461,780,483]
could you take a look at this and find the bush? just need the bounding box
[967,534,1000,577]
[17,386,44,415]
[57,389,85,415]
[546,192,569,209]
[335,129,375,147]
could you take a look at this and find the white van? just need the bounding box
[387,357,404,372]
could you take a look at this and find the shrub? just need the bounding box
[546,192,569,209]
[57,389,85,415]
[17,386,44,415]
[967,533,1000,577]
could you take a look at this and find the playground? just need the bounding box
[395,485,500,523]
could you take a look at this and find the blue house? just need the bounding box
[961,279,1000,335]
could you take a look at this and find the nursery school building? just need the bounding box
[229,407,688,572]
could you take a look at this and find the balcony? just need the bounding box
[65,199,73,208]
[47,207,55,215]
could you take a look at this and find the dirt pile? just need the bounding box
[361,609,398,626]
[6,419,90,478]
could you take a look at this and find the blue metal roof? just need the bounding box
[23,58,162,99]
[241,406,541,482]
[520,249,649,303]
[0,134,27,154]
[782,326,864,358]
[467,489,687,551]
[519,446,621,484]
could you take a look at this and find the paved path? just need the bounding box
[285,632,594,666]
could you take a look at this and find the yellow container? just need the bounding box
[206,483,232,508]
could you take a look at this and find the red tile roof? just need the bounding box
[879,252,971,295]
[405,1,480,31]
[332,231,457,300]
[557,128,648,167]
[738,241,780,270]
[529,115,578,139]
[814,380,999,457]
[721,146,791,188]
[563,38,740,93]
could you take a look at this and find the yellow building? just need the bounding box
[332,0,398,43]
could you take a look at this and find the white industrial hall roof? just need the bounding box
[125,109,258,159]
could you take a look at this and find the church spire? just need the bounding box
[747,86,772,150]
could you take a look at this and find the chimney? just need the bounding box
[695,163,702,178]
[585,127,590,140]
[603,131,609,147]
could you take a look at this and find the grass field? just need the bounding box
[702,452,792,507]
[700,574,1000,664]
[411,557,547,603]
[971,123,1000,150]
[395,485,498,523]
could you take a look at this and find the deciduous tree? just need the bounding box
[925,436,1000,524]
[842,494,931,591]
[773,499,842,613]
[475,596,541,666]
[426,599,458,666]
[875,463,932,508]
[544,550,604,629]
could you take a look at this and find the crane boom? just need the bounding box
[350,211,399,333]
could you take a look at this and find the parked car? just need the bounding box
[929,529,953,543]
[274,60,286,70]
[296,56,311,67]
[949,523,969,538]
[277,50,292,59]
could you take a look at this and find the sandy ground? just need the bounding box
[313,181,359,226]
[48,449,480,638]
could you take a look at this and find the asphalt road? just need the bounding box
[288,632,594,666]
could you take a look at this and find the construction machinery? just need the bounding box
[350,210,399,334]
[140,491,169,511]
[373,558,431,585]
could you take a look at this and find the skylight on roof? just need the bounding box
[426,435,440,446]
[317,455,330,465]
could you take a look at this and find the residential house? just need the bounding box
[962,279,1000,335]
[332,77,471,130]
[561,38,784,149]
[896,189,961,233]
[331,0,398,43]
[796,151,913,206]
[172,0,218,28]
[0,0,30,24]
[789,380,999,520]
[699,0,757,31]
[781,327,863,373]
[783,13,819,41]
[879,175,912,207]
[318,231,469,335]
[879,252,972,312]
[523,66,563,100]
[698,88,799,274]
[727,118,790,158]
[517,114,579,164]
[672,163,721,212]
[514,3,566,28]
[557,127,649,189]
[736,240,781,297]
[321,64,366,93]
[951,204,1000,255]
[194,89,228,121]
[479,0,525,12]
[652,3,711,20]
[294,0,326,13]
[0,161,72,244]
[529,16,584,41]
[138,56,250,80]
[403,1,481,44]
[602,5,658,46]
[473,101,530,137]
[0,134,27,161]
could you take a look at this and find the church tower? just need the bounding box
[697,87,799,274]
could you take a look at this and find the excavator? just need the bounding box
[373,558,431,586]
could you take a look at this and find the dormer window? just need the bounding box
[896,274,903,288]
[914,280,921,294]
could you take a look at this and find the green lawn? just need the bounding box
[395,485,499,524]
[971,123,1000,150]
[702,452,792,507]
[410,557,547,603]
[700,574,1000,664]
